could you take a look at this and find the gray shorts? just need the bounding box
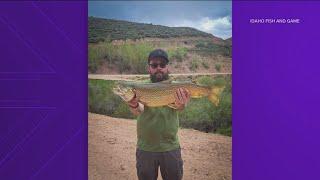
[136,148,183,180]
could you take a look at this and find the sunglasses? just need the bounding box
[148,63,167,69]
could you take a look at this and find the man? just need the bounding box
[127,49,190,180]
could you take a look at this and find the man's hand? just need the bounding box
[174,88,191,111]
[128,93,139,108]
[127,91,144,115]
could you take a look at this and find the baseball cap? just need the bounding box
[148,49,169,64]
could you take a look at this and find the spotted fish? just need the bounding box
[113,81,224,109]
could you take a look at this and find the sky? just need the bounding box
[88,1,232,39]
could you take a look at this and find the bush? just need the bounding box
[179,76,232,136]
[197,76,216,86]
[202,61,209,69]
[179,98,215,132]
[213,76,232,136]
[194,41,231,57]
[88,79,134,119]
[216,127,232,136]
[88,42,153,74]
[168,47,187,62]
[189,59,199,71]
[197,76,226,87]
[215,64,221,72]
[195,41,206,48]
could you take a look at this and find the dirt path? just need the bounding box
[89,113,232,180]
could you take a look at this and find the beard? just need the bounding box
[150,71,169,83]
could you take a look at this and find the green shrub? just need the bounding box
[202,61,209,69]
[189,60,199,71]
[197,76,216,86]
[88,79,135,119]
[195,41,206,48]
[197,76,227,88]
[88,42,153,74]
[178,76,232,136]
[179,98,215,132]
[216,127,232,136]
[213,76,232,136]
[215,64,221,72]
[194,41,231,57]
[168,47,187,62]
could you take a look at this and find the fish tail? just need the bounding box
[112,84,134,102]
[208,86,225,106]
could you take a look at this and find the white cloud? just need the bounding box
[199,16,232,39]
[169,16,232,39]
[200,17,215,31]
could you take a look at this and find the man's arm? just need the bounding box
[174,88,191,111]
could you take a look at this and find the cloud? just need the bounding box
[169,16,232,39]
[200,16,232,39]
[200,18,215,31]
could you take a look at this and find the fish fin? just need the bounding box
[208,86,225,106]
[167,103,178,109]
[112,86,135,102]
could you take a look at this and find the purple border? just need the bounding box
[233,1,320,180]
[0,2,87,179]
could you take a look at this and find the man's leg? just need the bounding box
[159,148,183,180]
[136,149,160,180]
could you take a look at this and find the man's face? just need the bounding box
[148,57,169,83]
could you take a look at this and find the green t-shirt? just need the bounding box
[137,105,180,152]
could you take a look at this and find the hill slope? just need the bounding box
[88,17,232,74]
[89,17,218,43]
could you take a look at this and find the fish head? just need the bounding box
[113,82,135,102]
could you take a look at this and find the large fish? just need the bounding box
[113,81,224,109]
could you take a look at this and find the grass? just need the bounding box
[88,79,134,119]
[189,59,199,71]
[202,61,210,69]
[88,76,232,136]
[168,47,188,62]
[193,40,232,57]
[215,64,221,72]
[179,97,216,132]
[88,42,153,74]
[197,76,216,86]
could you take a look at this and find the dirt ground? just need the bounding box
[89,113,232,180]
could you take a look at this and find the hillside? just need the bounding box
[89,17,217,43]
[225,37,232,46]
[88,17,232,74]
